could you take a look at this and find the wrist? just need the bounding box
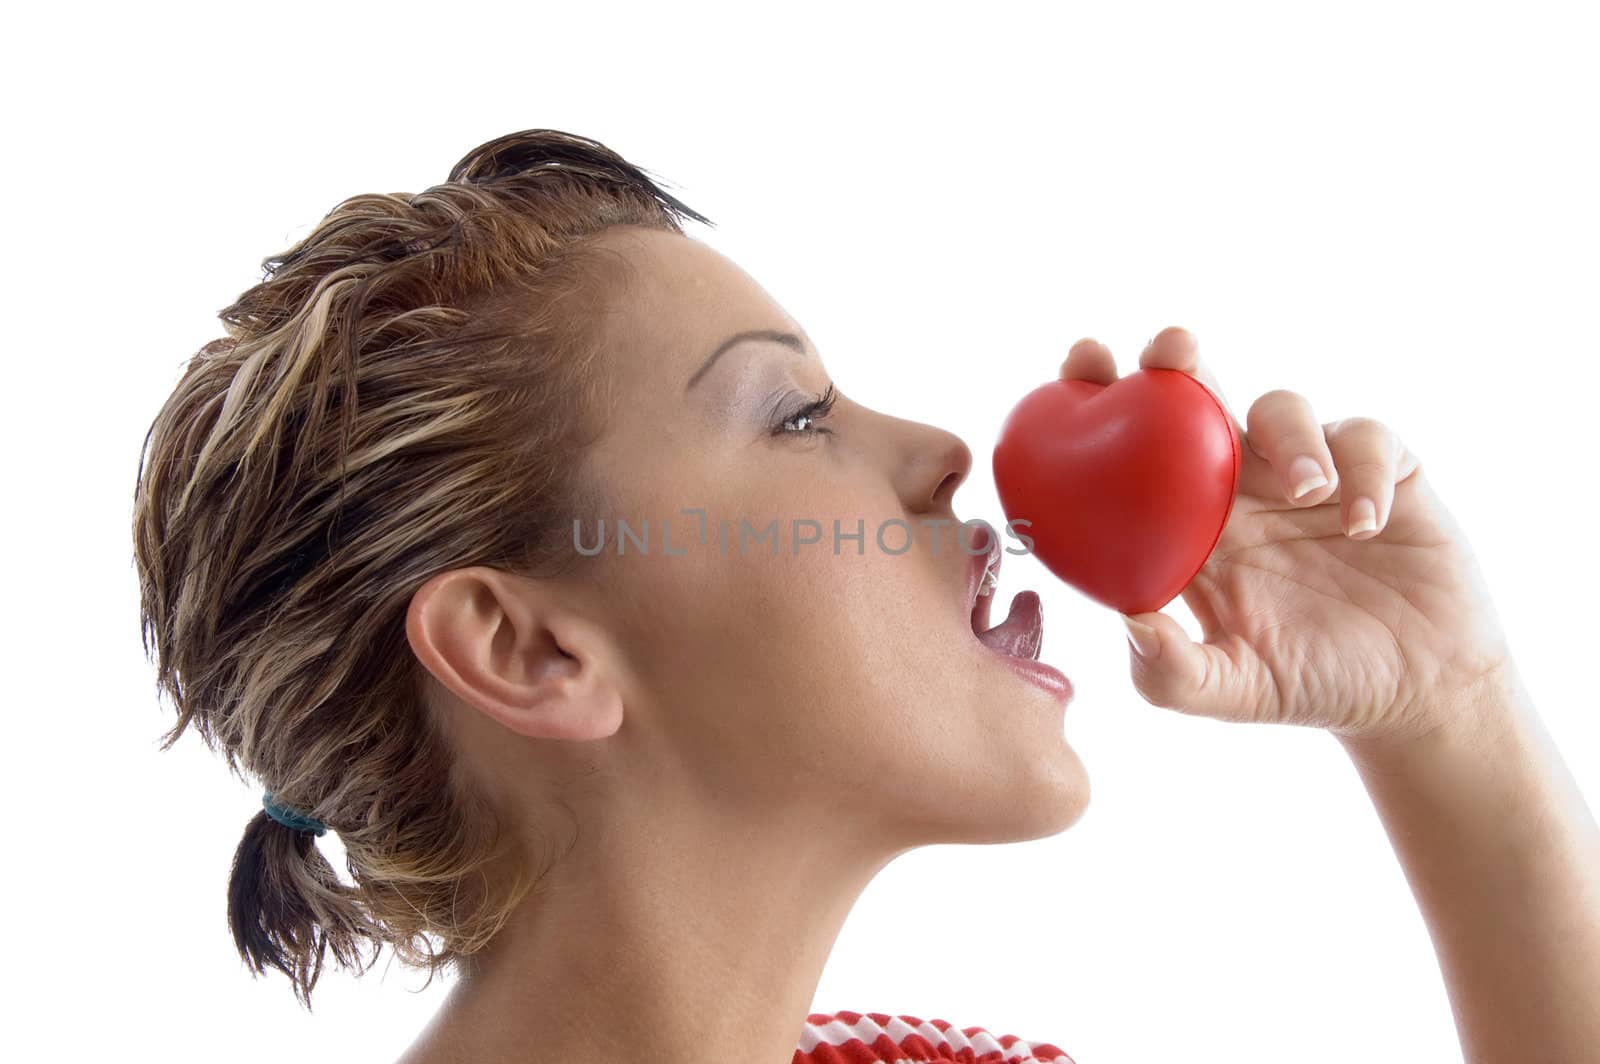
[1332,660,1528,773]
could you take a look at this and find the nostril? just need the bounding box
[932,469,963,506]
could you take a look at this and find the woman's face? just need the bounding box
[560,226,1088,856]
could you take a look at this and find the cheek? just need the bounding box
[611,529,910,724]
[635,539,859,688]
[596,461,977,750]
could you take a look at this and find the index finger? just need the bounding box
[1140,326,1242,438]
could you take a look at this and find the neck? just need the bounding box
[396,794,898,1064]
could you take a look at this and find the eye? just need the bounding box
[770,383,838,438]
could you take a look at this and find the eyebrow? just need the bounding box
[685,329,810,391]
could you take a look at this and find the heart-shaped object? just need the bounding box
[992,367,1241,616]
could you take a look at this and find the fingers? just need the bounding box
[1138,327,1241,436]
[1060,327,1244,440]
[1323,417,1418,539]
[1060,330,1421,542]
[1246,391,1422,538]
[1244,389,1342,507]
[1059,338,1118,385]
[1060,328,1221,391]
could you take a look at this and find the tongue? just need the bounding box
[977,590,1042,659]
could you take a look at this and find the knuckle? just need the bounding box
[1331,460,1395,486]
[1129,665,1175,708]
[1248,388,1304,415]
[1331,414,1387,437]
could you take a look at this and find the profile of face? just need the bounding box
[411,225,1089,878]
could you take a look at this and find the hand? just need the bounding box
[1064,326,1514,746]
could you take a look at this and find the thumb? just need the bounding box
[1119,611,1260,723]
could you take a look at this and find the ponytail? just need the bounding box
[226,809,381,1011]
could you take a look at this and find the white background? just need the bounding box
[5,2,1596,1062]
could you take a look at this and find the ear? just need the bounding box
[404,566,625,742]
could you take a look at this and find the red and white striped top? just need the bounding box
[795,1010,1075,1064]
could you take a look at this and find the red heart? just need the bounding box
[992,368,1241,616]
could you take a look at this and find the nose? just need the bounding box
[897,422,973,516]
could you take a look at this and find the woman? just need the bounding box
[131,128,1600,1064]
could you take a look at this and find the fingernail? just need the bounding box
[1288,455,1329,500]
[1346,497,1377,536]
[1122,615,1160,658]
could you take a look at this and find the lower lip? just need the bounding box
[976,638,1075,703]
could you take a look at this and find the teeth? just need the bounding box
[977,542,1001,597]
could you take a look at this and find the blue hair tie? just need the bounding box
[262,790,328,836]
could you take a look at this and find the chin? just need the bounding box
[907,743,1091,850]
[994,752,1091,844]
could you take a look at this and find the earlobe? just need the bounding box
[404,567,626,743]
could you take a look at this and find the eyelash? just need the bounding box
[771,383,838,438]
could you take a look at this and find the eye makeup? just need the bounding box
[691,342,831,437]
[767,383,838,438]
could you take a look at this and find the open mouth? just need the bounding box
[960,521,1074,703]
[966,524,1044,661]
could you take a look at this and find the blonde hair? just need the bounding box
[131,129,711,1010]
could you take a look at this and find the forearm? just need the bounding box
[1337,663,1600,1064]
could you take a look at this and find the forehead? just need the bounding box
[587,227,798,383]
